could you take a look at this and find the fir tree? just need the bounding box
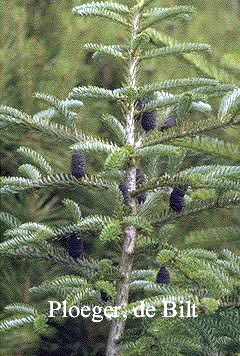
[0,1,240,355]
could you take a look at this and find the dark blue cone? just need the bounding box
[135,99,157,131]
[71,152,86,178]
[170,186,187,212]
[160,116,177,132]
[67,233,83,259]
[141,111,157,131]
[156,266,170,284]
[137,192,147,204]
[119,181,131,205]
[100,291,111,302]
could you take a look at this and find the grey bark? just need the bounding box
[105,8,141,356]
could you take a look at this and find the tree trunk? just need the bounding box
[105,7,141,356]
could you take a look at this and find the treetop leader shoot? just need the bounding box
[48,300,198,322]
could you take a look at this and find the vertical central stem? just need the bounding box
[105,8,141,356]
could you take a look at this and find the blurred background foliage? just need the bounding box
[0,0,239,355]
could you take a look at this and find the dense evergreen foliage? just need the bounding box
[0,1,240,355]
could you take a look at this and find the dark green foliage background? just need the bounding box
[0,0,239,355]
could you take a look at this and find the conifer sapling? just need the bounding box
[0,1,240,355]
